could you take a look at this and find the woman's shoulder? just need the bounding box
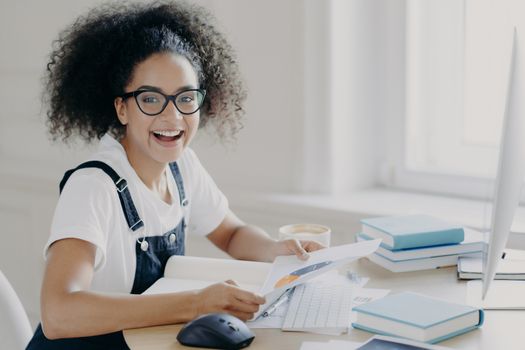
[60,134,130,192]
[59,167,117,199]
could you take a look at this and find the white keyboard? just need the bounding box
[282,281,353,332]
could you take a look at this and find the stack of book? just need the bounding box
[457,249,525,280]
[357,214,483,272]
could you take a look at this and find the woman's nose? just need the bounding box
[162,100,183,120]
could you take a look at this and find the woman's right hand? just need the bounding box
[194,280,266,321]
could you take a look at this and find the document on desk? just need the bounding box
[248,271,387,331]
[253,239,380,320]
[260,239,380,295]
[300,336,454,350]
[144,256,270,296]
[249,271,342,329]
[466,280,525,309]
[144,240,380,323]
[249,239,380,320]
[356,335,454,349]
[351,287,390,308]
[458,252,525,280]
[300,340,362,350]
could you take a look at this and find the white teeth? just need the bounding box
[153,130,182,137]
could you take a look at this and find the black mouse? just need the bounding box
[177,313,255,349]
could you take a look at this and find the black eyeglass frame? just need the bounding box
[119,88,206,116]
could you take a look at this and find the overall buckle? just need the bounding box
[116,178,128,192]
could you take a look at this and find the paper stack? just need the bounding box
[357,215,483,272]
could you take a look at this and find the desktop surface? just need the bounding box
[124,259,525,350]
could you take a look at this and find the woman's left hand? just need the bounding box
[273,239,326,261]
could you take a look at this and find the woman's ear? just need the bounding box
[114,97,129,125]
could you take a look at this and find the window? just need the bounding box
[390,0,520,199]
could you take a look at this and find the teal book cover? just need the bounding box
[352,292,484,343]
[360,215,464,250]
[356,231,483,261]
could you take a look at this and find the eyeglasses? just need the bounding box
[120,88,206,116]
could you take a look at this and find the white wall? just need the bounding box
[0,0,400,326]
[190,0,307,194]
[195,0,405,196]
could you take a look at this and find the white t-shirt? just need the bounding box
[45,134,228,293]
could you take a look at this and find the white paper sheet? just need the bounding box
[300,340,362,350]
[164,255,271,284]
[351,287,391,307]
[145,277,261,295]
[350,287,391,324]
[346,271,370,287]
[466,279,525,309]
[253,240,380,320]
[249,271,382,330]
[357,335,454,349]
[260,239,381,295]
[300,336,453,350]
[460,256,525,275]
[144,256,270,296]
[144,242,380,324]
[249,271,343,329]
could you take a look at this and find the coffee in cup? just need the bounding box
[278,223,331,247]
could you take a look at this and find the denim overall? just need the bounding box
[26,161,187,350]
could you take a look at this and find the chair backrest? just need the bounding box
[0,270,33,350]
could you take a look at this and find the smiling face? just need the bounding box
[114,52,200,169]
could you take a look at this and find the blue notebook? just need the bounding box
[352,292,484,343]
[360,215,464,251]
[356,230,483,261]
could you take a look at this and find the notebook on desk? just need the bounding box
[144,255,270,296]
[458,252,525,280]
[145,240,380,319]
[145,240,381,322]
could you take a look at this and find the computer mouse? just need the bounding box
[177,313,255,349]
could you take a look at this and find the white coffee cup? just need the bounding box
[278,223,331,247]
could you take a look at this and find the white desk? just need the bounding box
[124,258,525,350]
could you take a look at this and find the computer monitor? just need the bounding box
[482,28,525,299]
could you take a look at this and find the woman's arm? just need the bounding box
[207,211,325,262]
[41,238,264,339]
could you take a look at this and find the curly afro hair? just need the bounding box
[45,0,246,143]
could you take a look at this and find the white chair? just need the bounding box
[0,270,33,350]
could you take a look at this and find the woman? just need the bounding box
[26,1,323,349]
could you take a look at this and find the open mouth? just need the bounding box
[152,130,184,142]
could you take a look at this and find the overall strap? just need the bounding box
[59,161,144,232]
[169,162,189,208]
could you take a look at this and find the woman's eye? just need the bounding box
[178,95,195,104]
[141,95,161,104]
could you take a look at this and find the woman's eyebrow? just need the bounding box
[136,85,198,94]
[136,85,163,92]
[175,85,198,93]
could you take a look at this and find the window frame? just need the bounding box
[382,0,524,203]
